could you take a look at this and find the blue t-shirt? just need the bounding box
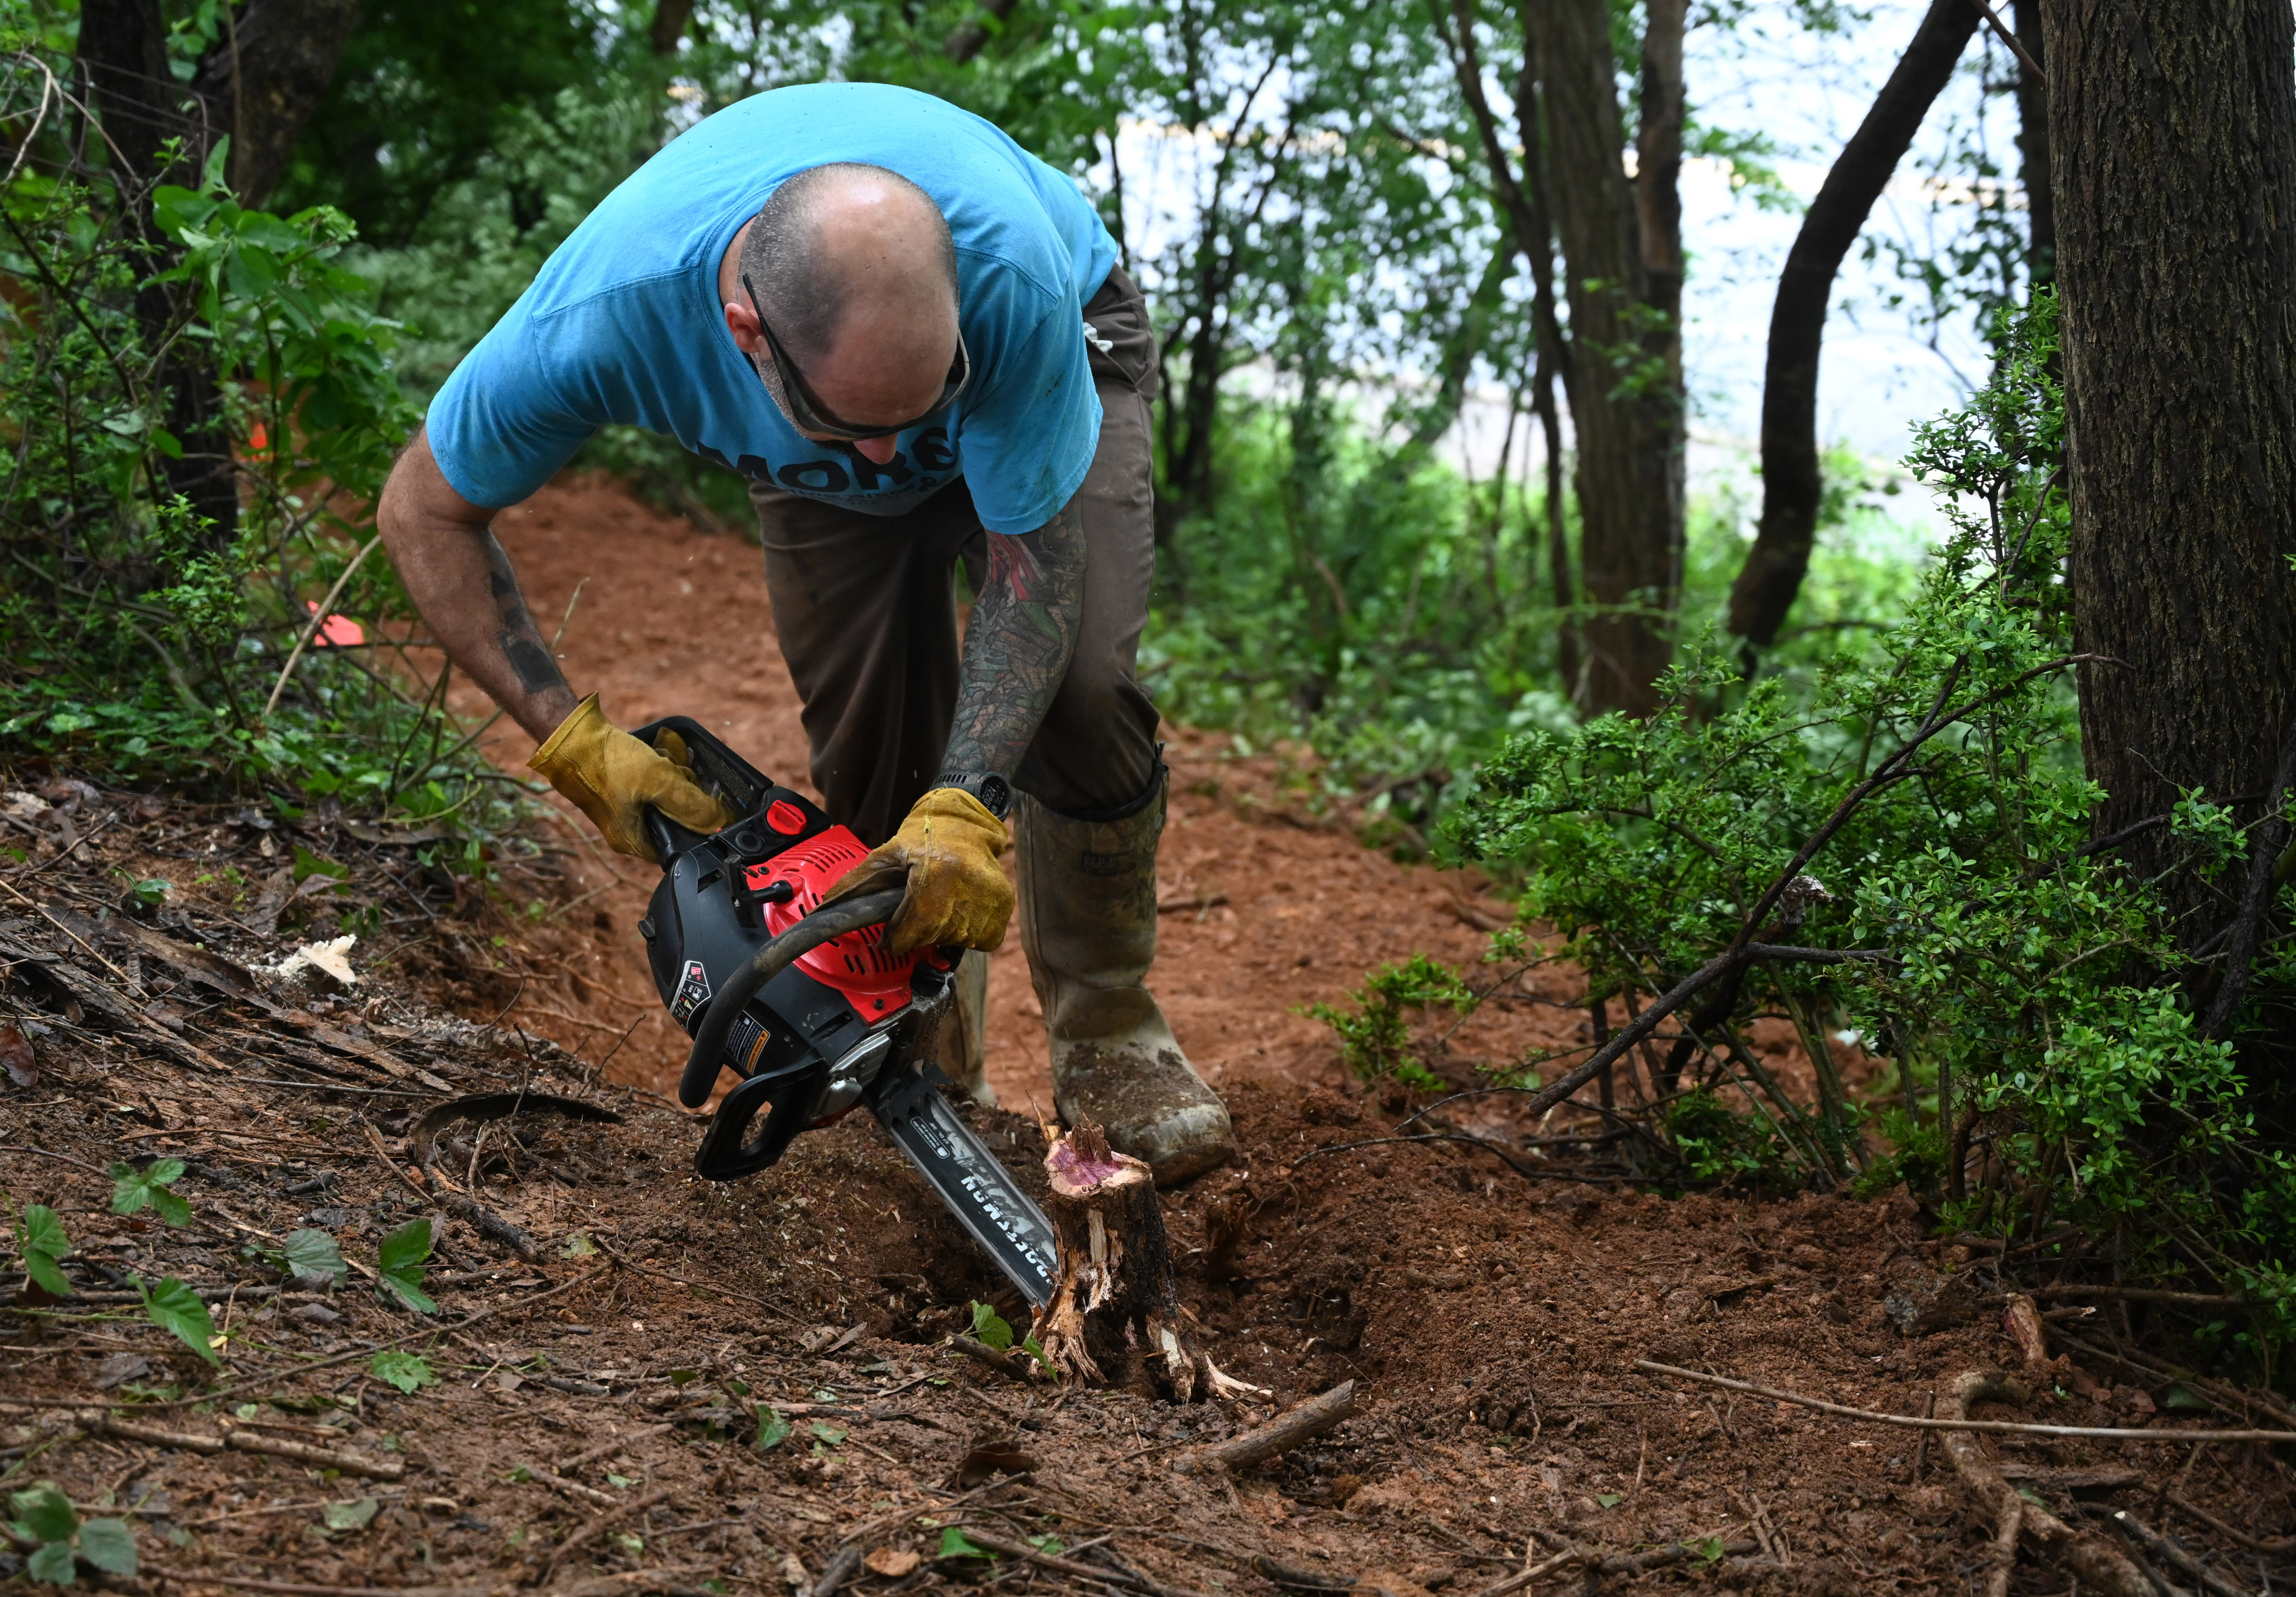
[425,84,1119,534]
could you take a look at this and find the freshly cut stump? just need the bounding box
[1032,1120,1260,1403]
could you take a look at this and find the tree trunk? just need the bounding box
[651,0,696,56]
[188,0,363,208]
[1031,1121,1250,1402]
[2010,0,2053,292]
[1727,0,1977,650]
[1529,0,1682,716]
[79,0,240,545]
[2044,0,2296,951]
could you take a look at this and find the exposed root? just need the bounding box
[1937,1370,2153,1597]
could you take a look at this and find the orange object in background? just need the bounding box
[304,600,364,648]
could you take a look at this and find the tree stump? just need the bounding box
[1031,1119,1260,1403]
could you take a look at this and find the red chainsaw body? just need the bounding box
[742,826,916,1023]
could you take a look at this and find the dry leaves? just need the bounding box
[863,1549,920,1578]
[0,1021,34,1087]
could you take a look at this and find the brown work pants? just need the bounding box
[750,266,1163,847]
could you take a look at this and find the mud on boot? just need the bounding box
[1016,773,1236,1185]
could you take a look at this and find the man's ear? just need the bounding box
[723,300,763,356]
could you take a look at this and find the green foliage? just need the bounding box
[6,1485,137,1585]
[109,1160,190,1227]
[1445,295,2296,1359]
[16,1204,72,1297]
[967,1299,1017,1352]
[751,1405,792,1453]
[375,1218,437,1313]
[1307,954,1475,1090]
[363,1352,435,1399]
[966,1300,1051,1371]
[135,1277,220,1365]
[936,1527,991,1561]
[321,1499,379,1534]
[0,52,529,849]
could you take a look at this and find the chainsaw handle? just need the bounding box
[675,887,908,1109]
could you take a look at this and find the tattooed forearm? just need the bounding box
[940,498,1089,779]
[484,531,570,699]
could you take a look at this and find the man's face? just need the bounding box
[731,284,963,466]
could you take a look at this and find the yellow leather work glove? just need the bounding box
[823,787,1013,954]
[526,693,733,864]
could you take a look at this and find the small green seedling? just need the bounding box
[136,1276,219,1365]
[369,1351,436,1393]
[751,1405,792,1453]
[5,1484,138,1585]
[809,1420,846,1446]
[376,1218,436,1313]
[109,1160,190,1226]
[16,1205,72,1297]
[967,1300,1054,1373]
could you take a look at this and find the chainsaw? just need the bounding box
[629,717,1057,1305]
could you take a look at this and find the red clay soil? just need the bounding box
[2,475,2291,1597]
[450,473,1569,1108]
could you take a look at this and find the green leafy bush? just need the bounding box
[1441,294,2296,1361]
[0,55,527,843]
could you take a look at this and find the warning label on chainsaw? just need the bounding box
[670,959,712,1025]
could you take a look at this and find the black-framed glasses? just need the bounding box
[742,271,968,441]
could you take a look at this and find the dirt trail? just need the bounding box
[461,473,1569,1106]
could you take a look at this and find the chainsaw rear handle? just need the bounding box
[675,887,908,1109]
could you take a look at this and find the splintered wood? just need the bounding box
[1031,1118,1261,1403]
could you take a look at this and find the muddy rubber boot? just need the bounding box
[933,949,995,1108]
[1017,774,1236,1185]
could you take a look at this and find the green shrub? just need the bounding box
[0,62,526,844]
[1443,293,2296,1366]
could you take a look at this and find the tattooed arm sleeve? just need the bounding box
[938,497,1089,780]
[376,425,580,740]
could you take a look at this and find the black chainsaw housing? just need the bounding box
[630,717,950,1180]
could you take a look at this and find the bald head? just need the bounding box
[734,164,958,433]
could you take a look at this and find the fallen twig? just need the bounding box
[950,1332,1041,1382]
[948,1527,1199,1597]
[1172,1380,1356,1475]
[86,1413,402,1479]
[538,1483,680,1581]
[1633,1360,2296,1442]
[2094,1506,2259,1597]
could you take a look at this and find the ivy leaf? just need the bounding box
[76,1518,138,1576]
[375,1218,436,1314]
[968,1300,1014,1353]
[282,1228,346,1286]
[136,1276,220,1364]
[1595,1493,1622,1508]
[320,1499,377,1533]
[19,1204,73,1297]
[752,1405,791,1453]
[368,1351,435,1394]
[110,1160,191,1226]
[936,1527,990,1561]
[10,1486,78,1545]
[809,1421,846,1446]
